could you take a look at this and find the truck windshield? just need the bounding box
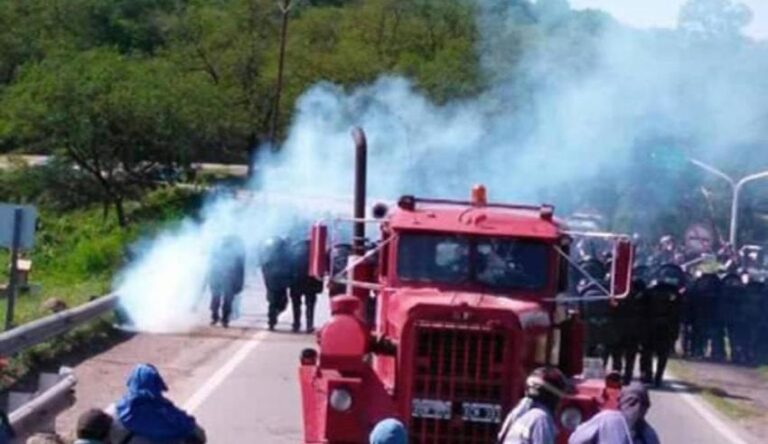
[397,233,550,291]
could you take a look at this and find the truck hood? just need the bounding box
[383,288,551,339]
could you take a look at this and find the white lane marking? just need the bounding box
[666,379,751,444]
[184,330,268,413]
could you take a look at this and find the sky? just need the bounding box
[570,0,768,40]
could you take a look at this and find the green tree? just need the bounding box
[0,49,231,225]
[164,0,480,155]
[165,0,280,160]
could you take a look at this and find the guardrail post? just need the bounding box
[5,208,23,331]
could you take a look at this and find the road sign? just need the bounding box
[0,204,36,250]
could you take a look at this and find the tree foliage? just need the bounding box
[1,49,229,225]
[0,0,766,238]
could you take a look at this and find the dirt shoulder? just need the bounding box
[53,326,255,441]
[669,358,768,440]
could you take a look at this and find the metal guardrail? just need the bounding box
[8,370,77,433]
[0,294,118,357]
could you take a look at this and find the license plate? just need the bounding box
[411,399,452,420]
[412,399,502,423]
[462,402,502,424]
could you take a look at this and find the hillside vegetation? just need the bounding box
[0,161,203,326]
[0,0,766,312]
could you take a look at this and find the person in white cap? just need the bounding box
[497,367,569,444]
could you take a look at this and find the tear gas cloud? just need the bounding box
[116,0,768,331]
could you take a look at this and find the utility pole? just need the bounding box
[269,0,292,148]
[689,158,768,247]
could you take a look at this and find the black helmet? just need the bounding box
[579,258,606,281]
[632,265,650,285]
[261,236,287,261]
[651,263,686,289]
[721,273,742,289]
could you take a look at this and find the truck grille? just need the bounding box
[409,321,509,444]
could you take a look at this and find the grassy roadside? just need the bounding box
[0,187,203,326]
[668,359,763,421]
[0,186,204,389]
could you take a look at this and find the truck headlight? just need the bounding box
[560,407,582,431]
[329,388,353,412]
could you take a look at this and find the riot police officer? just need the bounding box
[651,235,682,267]
[685,272,720,359]
[328,243,352,297]
[758,281,768,363]
[721,273,746,363]
[640,263,684,387]
[743,277,766,363]
[208,236,246,328]
[288,239,323,333]
[577,259,618,369]
[261,237,293,331]
[617,265,649,385]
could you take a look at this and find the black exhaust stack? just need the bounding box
[352,127,367,256]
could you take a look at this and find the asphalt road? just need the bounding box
[56,276,758,443]
[177,282,756,444]
[180,277,327,443]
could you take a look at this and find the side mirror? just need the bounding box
[610,238,633,299]
[309,222,328,279]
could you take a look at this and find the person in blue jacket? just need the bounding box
[108,364,206,444]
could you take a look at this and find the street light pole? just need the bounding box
[732,171,768,246]
[689,158,768,246]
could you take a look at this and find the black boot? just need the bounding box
[210,294,221,326]
[267,300,278,331]
[290,291,302,333]
[305,293,317,334]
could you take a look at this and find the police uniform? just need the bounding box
[686,273,720,358]
[288,239,323,333]
[261,238,293,331]
[617,266,648,385]
[576,259,616,366]
[640,264,684,386]
[208,236,245,327]
[759,282,768,363]
[743,279,766,363]
[327,244,352,297]
[721,274,746,363]
[579,280,616,367]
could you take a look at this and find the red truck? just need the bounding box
[298,128,633,443]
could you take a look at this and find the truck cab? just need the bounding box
[298,129,631,444]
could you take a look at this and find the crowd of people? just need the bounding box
[6,362,409,444]
[498,366,659,444]
[577,234,768,388]
[37,230,758,444]
[9,364,659,444]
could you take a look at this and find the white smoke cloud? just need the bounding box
[115,0,768,331]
